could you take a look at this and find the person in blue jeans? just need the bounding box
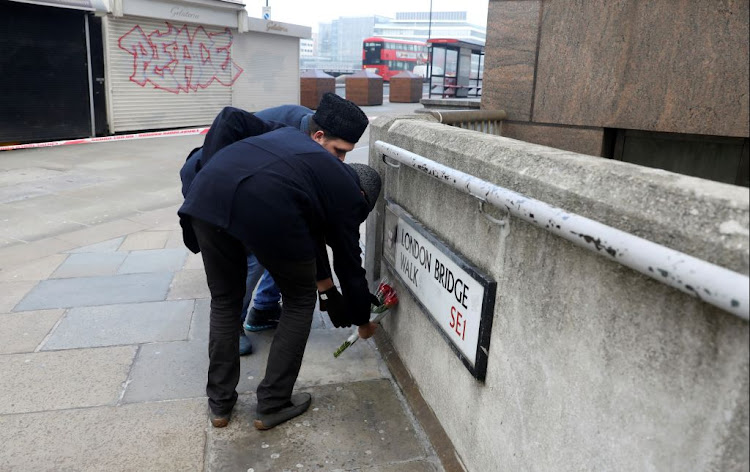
[241,254,280,331]
[181,96,364,356]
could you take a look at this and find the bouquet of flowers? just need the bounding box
[333,280,399,358]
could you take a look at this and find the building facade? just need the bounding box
[374,11,486,44]
[482,0,749,187]
[310,16,390,71]
[305,11,487,73]
[300,38,314,57]
[0,0,310,142]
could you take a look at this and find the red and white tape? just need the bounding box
[1,115,383,152]
[0,127,209,152]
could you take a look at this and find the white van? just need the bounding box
[412,65,444,81]
[412,65,428,79]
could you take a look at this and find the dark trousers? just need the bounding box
[191,218,317,415]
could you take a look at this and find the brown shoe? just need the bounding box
[209,409,231,428]
[254,393,312,430]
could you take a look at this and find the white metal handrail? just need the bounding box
[375,140,750,320]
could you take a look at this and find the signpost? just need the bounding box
[262,6,271,20]
[384,201,496,380]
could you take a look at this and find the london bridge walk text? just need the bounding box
[399,228,470,309]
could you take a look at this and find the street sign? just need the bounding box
[383,201,496,380]
[262,6,271,20]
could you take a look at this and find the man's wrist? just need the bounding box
[316,278,335,292]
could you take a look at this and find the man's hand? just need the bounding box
[316,278,334,292]
[357,322,377,340]
[318,287,352,328]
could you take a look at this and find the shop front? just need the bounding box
[103,0,310,133]
[0,0,108,143]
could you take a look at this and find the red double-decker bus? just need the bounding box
[362,37,429,81]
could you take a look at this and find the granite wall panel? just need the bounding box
[481,0,542,120]
[501,121,605,156]
[532,0,749,137]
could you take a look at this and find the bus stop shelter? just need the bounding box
[427,38,484,99]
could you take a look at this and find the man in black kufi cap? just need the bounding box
[179,94,381,431]
[180,94,371,355]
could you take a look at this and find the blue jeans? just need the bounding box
[241,254,281,319]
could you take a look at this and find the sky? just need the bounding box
[243,0,490,31]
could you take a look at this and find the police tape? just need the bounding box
[0,127,210,152]
[0,117,383,152]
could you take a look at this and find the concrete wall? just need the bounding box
[366,115,749,471]
[482,0,750,154]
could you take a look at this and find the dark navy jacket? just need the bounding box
[178,125,372,325]
[180,105,312,197]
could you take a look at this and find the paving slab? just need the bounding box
[165,228,187,248]
[152,222,182,232]
[50,252,127,278]
[41,300,194,350]
[190,298,211,341]
[0,173,108,204]
[0,237,76,270]
[183,251,204,270]
[54,203,138,228]
[66,236,125,253]
[6,194,95,219]
[14,272,172,311]
[117,248,187,274]
[190,296,329,341]
[121,339,210,404]
[0,254,66,282]
[296,329,386,387]
[0,236,13,249]
[205,380,430,472]
[122,326,383,405]
[53,218,149,246]
[0,346,136,414]
[0,280,37,312]
[361,461,441,471]
[0,167,62,186]
[168,268,210,300]
[14,272,173,311]
[126,205,182,228]
[118,231,170,251]
[0,206,85,243]
[0,309,65,354]
[0,398,207,472]
[0,184,49,204]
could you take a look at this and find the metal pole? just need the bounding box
[84,14,96,138]
[428,0,433,40]
[374,140,750,320]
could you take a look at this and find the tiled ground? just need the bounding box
[0,219,442,472]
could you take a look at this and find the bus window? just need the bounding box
[364,42,382,65]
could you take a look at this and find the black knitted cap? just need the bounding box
[313,93,369,144]
[348,163,381,213]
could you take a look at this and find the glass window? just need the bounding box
[445,49,458,77]
[432,47,446,75]
[470,53,480,79]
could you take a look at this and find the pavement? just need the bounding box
[0,102,446,471]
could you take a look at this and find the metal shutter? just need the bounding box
[103,16,239,132]
[0,2,90,142]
